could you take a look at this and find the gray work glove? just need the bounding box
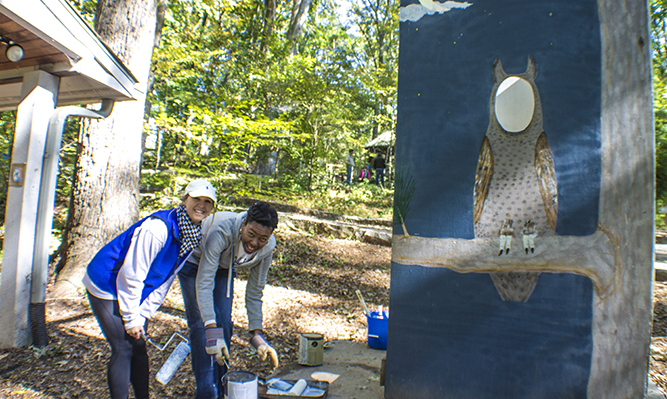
[205,327,230,366]
[251,333,279,369]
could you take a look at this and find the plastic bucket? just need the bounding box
[366,311,388,349]
[223,371,258,399]
[298,333,324,366]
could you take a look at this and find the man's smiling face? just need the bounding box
[240,220,273,254]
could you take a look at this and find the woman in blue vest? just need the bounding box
[83,179,216,399]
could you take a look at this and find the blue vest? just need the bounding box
[86,208,187,302]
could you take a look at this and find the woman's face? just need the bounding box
[182,195,214,224]
[240,220,273,254]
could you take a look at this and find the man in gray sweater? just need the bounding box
[178,202,279,399]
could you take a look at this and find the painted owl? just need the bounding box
[473,57,558,302]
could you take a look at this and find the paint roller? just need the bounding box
[287,378,308,396]
[142,332,191,385]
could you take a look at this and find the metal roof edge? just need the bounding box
[43,0,139,84]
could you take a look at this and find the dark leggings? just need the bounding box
[88,292,149,399]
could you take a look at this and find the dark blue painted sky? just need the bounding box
[396,0,601,238]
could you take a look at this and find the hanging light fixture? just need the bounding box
[0,36,24,62]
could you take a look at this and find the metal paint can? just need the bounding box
[223,371,258,399]
[298,333,324,366]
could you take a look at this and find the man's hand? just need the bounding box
[250,333,279,369]
[205,327,230,366]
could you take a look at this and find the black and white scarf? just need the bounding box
[177,205,202,258]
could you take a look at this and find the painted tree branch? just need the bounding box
[392,228,619,297]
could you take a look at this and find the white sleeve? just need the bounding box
[140,274,176,321]
[139,253,191,320]
[116,218,169,330]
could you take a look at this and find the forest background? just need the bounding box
[0,0,398,287]
[0,0,666,285]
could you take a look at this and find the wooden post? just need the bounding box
[0,71,59,348]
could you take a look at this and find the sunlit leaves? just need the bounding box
[68,0,97,28]
[653,0,667,204]
[147,0,399,191]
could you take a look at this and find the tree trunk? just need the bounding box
[287,0,312,53]
[51,0,161,298]
[142,0,167,168]
[260,0,276,52]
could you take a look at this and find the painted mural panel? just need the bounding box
[395,0,600,240]
[385,0,620,397]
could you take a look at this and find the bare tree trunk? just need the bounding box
[287,0,312,53]
[260,0,276,52]
[142,0,167,168]
[307,118,317,191]
[51,0,162,298]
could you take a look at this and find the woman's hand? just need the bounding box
[126,325,145,340]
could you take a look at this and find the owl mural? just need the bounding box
[473,57,558,302]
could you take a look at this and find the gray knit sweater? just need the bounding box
[193,211,276,331]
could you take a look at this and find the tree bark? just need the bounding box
[286,0,312,53]
[260,0,276,52]
[51,0,162,298]
[141,0,168,167]
[306,114,317,191]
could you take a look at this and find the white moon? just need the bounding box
[494,76,535,133]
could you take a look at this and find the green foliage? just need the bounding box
[349,0,399,137]
[651,0,667,231]
[290,182,393,219]
[0,111,15,224]
[653,0,667,204]
[139,169,229,214]
[147,0,399,192]
[55,117,82,203]
[138,167,393,220]
[69,0,97,28]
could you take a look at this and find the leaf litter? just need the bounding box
[0,230,390,398]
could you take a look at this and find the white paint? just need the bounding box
[224,371,258,399]
[399,1,472,22]
[494,76,535,132]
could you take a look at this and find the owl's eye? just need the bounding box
[494,76,535,133]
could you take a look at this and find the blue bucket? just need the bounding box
[366,311,388,349]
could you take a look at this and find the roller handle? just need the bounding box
[356,289,371,317]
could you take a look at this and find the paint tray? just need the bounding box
[259,379,329,399]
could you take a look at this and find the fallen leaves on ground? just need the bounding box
[0,230,390,398]
[3,229,667,397]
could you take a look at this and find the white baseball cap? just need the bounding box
[184,179,217,202]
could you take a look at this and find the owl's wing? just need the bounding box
[535,132,558,230]
[473,136,493,224]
